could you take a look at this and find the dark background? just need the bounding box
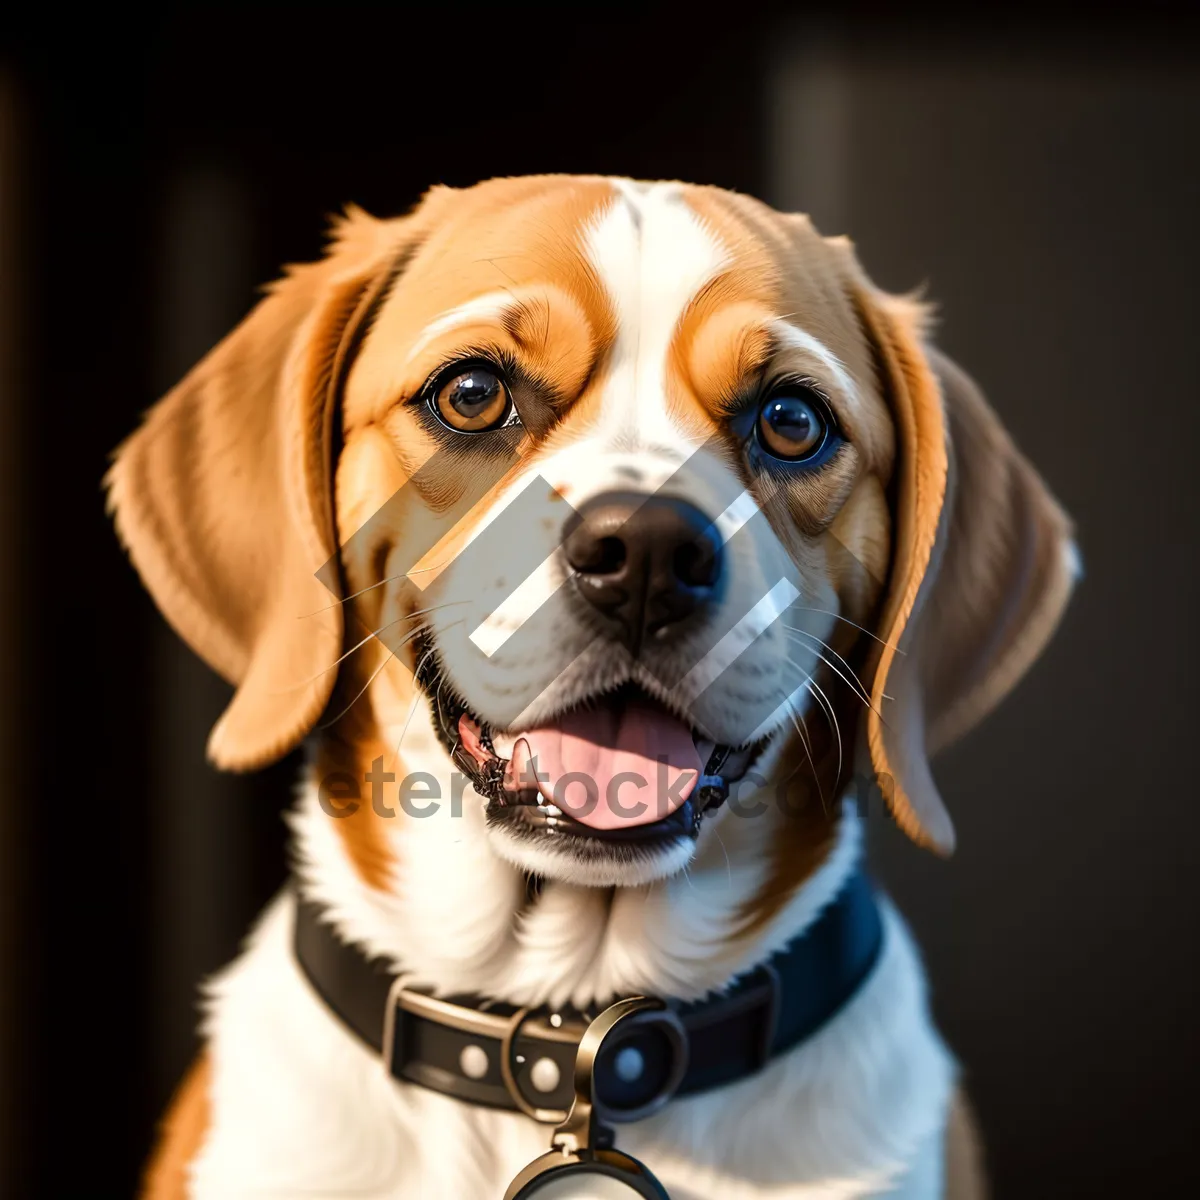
[3,8,1198,1197]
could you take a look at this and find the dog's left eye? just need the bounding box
[430,366,515,433]
[756,386,833,462]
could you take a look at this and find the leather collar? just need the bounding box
[293,867,883,1124]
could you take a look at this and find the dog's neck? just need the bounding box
[293,666,857,1010]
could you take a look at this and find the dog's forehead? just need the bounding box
[347,176,870,432]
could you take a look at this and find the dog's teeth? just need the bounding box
[492,731,517,759]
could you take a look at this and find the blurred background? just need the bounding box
[3,7,1199,1196]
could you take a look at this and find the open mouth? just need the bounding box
[416,646,769,855]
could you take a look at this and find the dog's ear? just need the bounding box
[853,283,1078,853]
[106,207,418,770]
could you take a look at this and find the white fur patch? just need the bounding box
[768,318,859,404]
[402,289,513,367]
[583,182,729,449]
[678,577,801,701]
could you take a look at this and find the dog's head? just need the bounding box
[108,176,1075,907]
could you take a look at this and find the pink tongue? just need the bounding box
[511,699,701,830]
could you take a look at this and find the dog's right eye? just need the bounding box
[430,365,516,433]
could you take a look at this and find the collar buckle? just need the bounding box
[500,1007,580,1125]
[382,979,585,1119]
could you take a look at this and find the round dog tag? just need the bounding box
[503,997,674,1200]
[503,1146,667,1199]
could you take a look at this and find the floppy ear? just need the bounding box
[106,208,415,770]
[855,287,1078,853]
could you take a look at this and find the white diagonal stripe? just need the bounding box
[713,487,759,545]
[679,577,800,698]
[469,554,561,657]
[406,478,560,593]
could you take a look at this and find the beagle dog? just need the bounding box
[108,175,1076,1199]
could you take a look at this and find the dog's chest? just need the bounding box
[187,890,954,1199]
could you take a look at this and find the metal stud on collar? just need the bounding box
[503,997,672,1200]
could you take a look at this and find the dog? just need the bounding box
[108,175,1076,1199]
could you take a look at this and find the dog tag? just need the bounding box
[503,998,670,1200]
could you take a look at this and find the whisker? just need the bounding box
[435,664,452,721]
[779,687,825,810]
[711,826,734,892]
[410,645,438,700]
[806,677,842,785]
[317,625,426,730]
[784,629,874,710]
[789,629,871,704]
[300,571,473,617]
[317,648,398,731]
[389,692,422,774]
[785,642,899,742]
[782,691,814,761]
[277,604,468,698]
[332,602,462,672]
[386,619,462,770]
[298,572,403,618]
[783,609,904,654]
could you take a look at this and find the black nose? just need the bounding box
[563,491,723,653]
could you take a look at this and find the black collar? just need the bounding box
[293,867,883,1124]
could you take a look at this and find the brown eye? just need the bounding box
[757,388,831,461]
[432,366,513,432]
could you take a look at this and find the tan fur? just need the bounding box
[141,1054,211,1200]
[855,287,1074,853]
[311,654,404,890]
[105,212,420,772]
